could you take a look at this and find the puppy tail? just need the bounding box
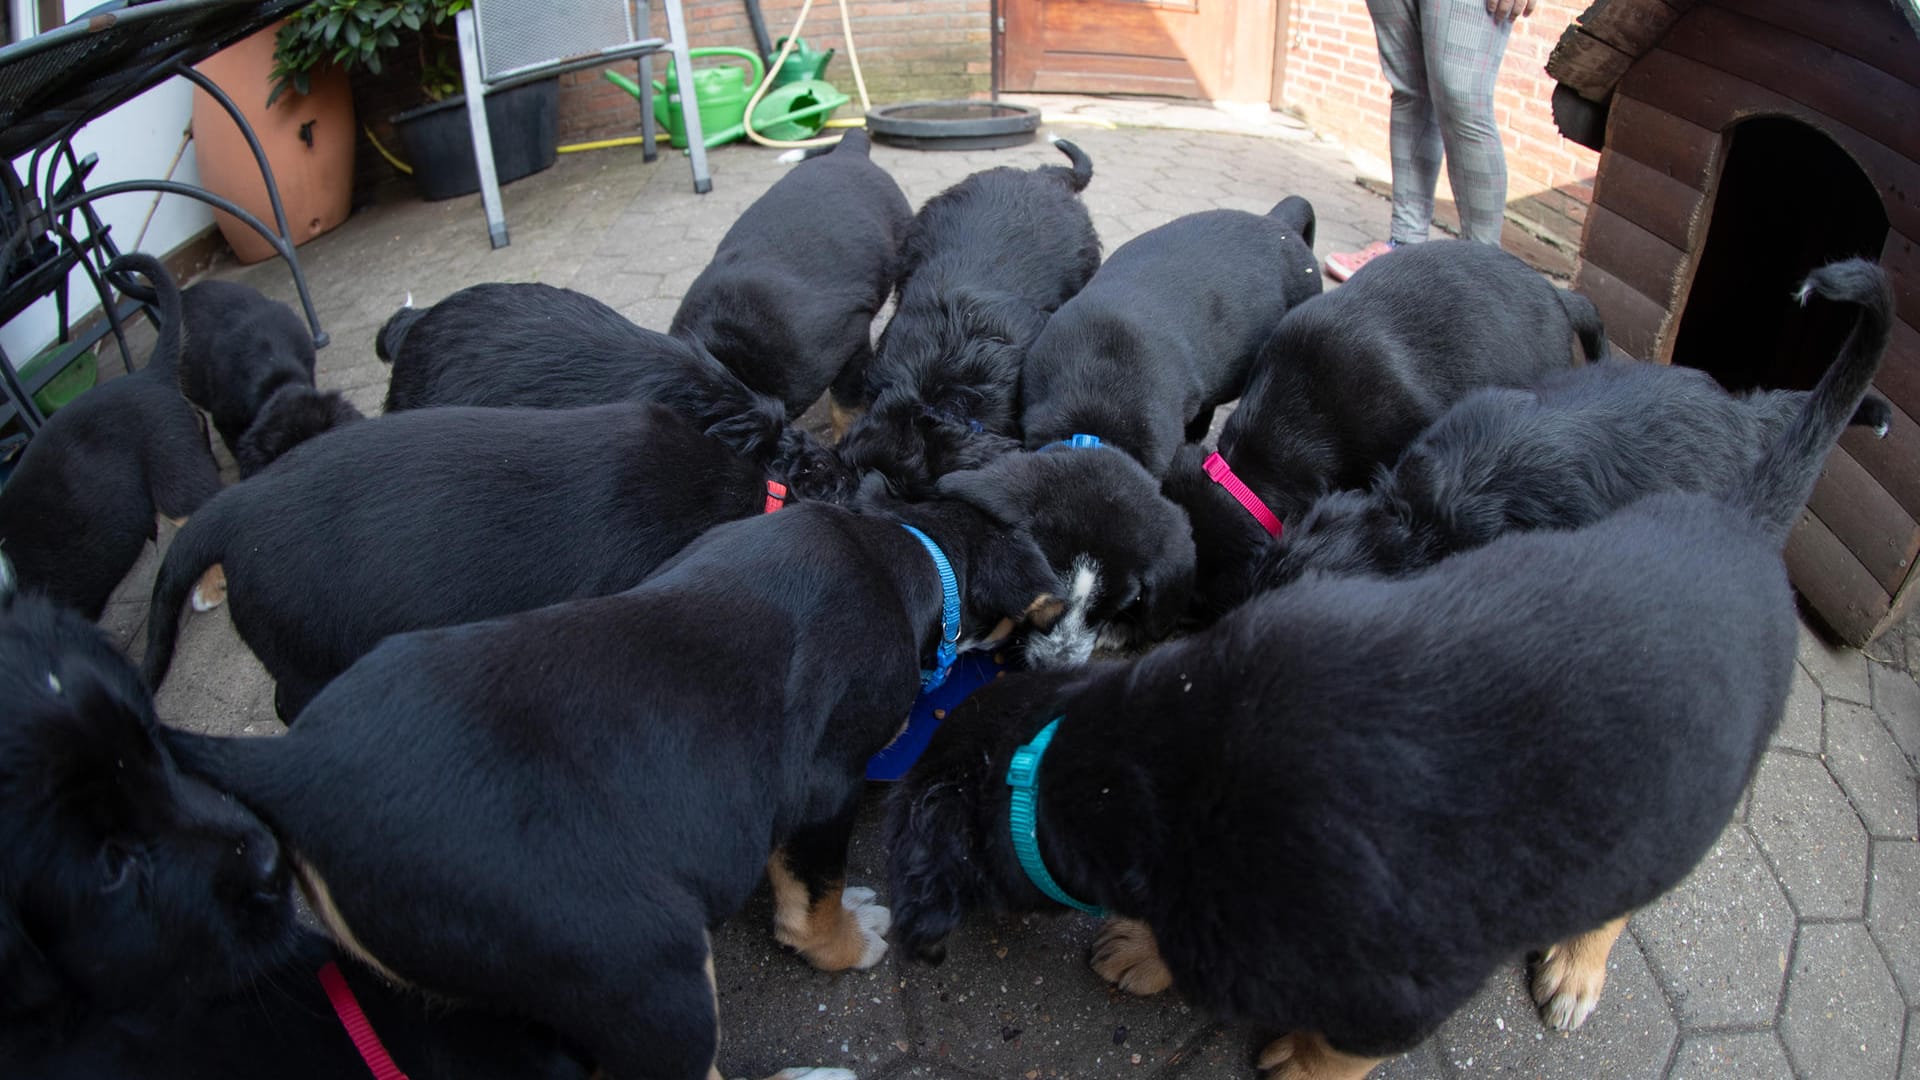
[1852,393,1893,438]
[104,253,185,382]
[142,501,229,690]
[233,385,365,477]
[1047,136,1094,192]
[163,727,298,820]
[1733,258,1894,546]
[828,128,871,157]
[1267,195,1316,250]
[375,303,427,364]
[1556,288,1610,362]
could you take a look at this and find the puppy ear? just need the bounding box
[935,467,1019,525]
[0,549,15,604]
[0,909,62,1020]
[1134,522,1197,642]
[884,778,980,963]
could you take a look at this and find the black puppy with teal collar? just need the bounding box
[883,259,1892,1080]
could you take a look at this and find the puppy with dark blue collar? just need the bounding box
[0,254,220,618]
[1021,197,1323,476]
[162,458,1118,1080]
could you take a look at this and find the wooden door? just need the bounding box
[1000,0,1274,102]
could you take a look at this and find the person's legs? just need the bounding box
[1368,0,1444,245]
[1420,0,1512,244]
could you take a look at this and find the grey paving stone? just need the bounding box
[1773,662,1823,754]
[1826,700,1919,839]
[1746,752,1871,918]
[1666,1032,1793,1079]
[1780,923,1904,1080]
[1874,662,1920,766]
[1868,841,1920,1003]
[1633,825,1794,1028]
[1905,1016,1920,1080]
[897,909,1210,1077]
[1423,937,1674,1079]
[1800,622,1873,705]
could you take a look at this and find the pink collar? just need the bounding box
[319,961,411,1080]
[1202,451,1283,537]
[764,479,789,514]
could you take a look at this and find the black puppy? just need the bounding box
[159,470,1115,1080]
[885,259,1891,1080]
[379,282,735,414]
[0,573,585,1080]
[143,399,852,720]
[1021,197,1322,475]
[1248,356,1896,599]
[671,129,913,421]
[1163,239,1607,618]
[839,137,1101,495]
[117,274,355,476]
[0,255,220,618]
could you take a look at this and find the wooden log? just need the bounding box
[1582,205,1686,314]
[1591,150,1706,250]
[1877,319,1920,421]
[1547,28,1633,103]
[1839,394,1920,521]
[1721,0,1920,91]
[1785,508,1890,646]
[1604,94,1719,192]
[1806,445,1919,595]
[1578,0,1690,57]
[1572,258,1668,361]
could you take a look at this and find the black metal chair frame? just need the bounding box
[0,0,327,437]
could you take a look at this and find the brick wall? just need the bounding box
[556,0,994,144]
[1277,0,1597,248]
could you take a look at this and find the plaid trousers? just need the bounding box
[1364,0,1513,245]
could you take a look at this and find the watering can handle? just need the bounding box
[651,46,766,95]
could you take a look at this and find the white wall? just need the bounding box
[2,0,217,364]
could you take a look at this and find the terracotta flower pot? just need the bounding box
[191,22,354,265]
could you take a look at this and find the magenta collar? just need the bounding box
[1202,450,1283,537]
[319,961,410,1080]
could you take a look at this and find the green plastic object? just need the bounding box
[770,37,833,87]
[716,79,850,144]
[624,47,765,150]
[17,344,97,415]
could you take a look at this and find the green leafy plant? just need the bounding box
[269,0,472,107]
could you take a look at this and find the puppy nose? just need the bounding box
[242,833,288,902]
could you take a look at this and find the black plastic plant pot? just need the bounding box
[864,101,1041,151]
[391,78,561,201]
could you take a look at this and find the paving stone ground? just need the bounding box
[91,97,1920,1078]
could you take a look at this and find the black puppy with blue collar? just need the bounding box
[161,450,1152,1079]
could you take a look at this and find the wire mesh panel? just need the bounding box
[473,0,638,83]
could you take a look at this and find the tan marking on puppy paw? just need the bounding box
[768,855,890,972]
[1090,917,1173,995]
[190,563,227,611]
[1531,915,1628,1032]
[1256,1031,1381,1080]
[162,514,189,528]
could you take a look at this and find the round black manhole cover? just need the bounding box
[865,100,1042,150]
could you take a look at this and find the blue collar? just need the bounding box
[899,524,961,692]
[1005,717,1106,915]
[1040,432,1102,451]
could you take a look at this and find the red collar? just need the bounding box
[1202,451,1282,537]
[764,479,789,514]
[319,961,411,1080]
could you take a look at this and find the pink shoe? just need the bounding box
[1324,240,1395,282]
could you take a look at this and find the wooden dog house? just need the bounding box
[1547,0,1920,645]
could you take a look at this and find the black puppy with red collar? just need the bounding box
[0,565,586,1080]
[1162,239,1606,619]
[142,399,845,721]
[160,443,1178,1080]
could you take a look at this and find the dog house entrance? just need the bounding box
[1670,117,1889,392]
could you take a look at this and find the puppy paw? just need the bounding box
[1255,1032,1379,1080]
[1091,917,1173,995]
[841,886,892,970]
[1530,917,1626,1032]
[191,564,227,611]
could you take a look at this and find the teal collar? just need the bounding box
[1005,717,1106,916]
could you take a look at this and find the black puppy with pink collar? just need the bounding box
[1162,240,1607,620]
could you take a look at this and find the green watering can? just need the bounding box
[770,36,834,87]
[641,46,764,150]
[606,57,849,149]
